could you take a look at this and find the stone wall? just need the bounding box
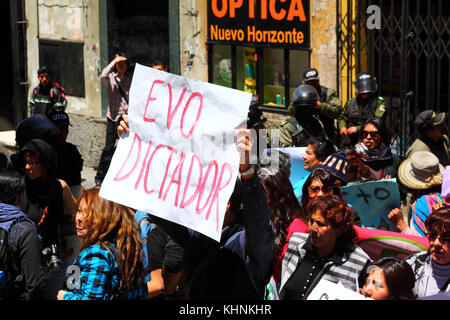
[65,113,106,168]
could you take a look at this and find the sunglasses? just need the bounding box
[362,130,380,138]
[308,185,330,193]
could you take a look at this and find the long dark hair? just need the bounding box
[0,168,25,205]
[301,169,343,210]
[360,117,390,146]
[258,167,305,258]
[369,256,416,300]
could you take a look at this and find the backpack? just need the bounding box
[0,228,17,300]
[48,83,67,113]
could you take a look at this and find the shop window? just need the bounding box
[236,47,256,95]
[209,44,310,111]
[263,48,285,106]
[211,45,232,88]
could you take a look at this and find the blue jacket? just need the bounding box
[0,203,47,300]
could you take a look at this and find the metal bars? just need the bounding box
[337,0,450,158]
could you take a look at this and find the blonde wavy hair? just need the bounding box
[77,188,145,290]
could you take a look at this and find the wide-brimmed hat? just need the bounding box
[398,151,444,190]
[316,152,349,184]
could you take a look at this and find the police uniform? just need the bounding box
[316,86,341,144]
[338,95,387,133]
[301,68,341,144]
[276,85,328,148]
[337,94,386,146]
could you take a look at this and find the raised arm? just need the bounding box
[236,129,274,298]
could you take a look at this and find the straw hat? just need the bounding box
[397,151,444,190]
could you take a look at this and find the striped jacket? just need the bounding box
[406,251,450,298]
[279,233,371,299]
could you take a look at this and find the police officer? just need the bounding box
[338,73,387,146]
[301,68,342,144]
[276,84,328,148]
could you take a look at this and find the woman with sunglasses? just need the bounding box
[405,206,450,298]
[355,117,401,180]
[301,157,363,227]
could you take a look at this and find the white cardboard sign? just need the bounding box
[99,64,251,241]
[307,279,372,300]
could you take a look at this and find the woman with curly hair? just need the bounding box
[279,194,370,300]
[258,166,307,282]
[57,188,147,300]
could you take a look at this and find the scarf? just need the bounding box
[0,203,34,243]
[355,141,393,163]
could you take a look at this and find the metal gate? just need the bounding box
[337,0,450,158]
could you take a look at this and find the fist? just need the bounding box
[388,208,404,224]
[340,127,348,136]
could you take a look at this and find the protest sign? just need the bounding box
[307,279,371,300]
[342,179,400,231]
[99,63,251,242]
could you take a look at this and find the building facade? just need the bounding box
[5,0,337,167]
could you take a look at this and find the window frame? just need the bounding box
[208,43,311,114]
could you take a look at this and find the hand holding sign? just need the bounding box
[100,64,251,241]
[236,128,252,174]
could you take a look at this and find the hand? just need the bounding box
[347,126,358,135]
[117,114,130,137]
[340,127,348,136]
[57,290,67,300]
[113,55,128,65]
[388,208,407,232]
[315,101,321,109]
[236,128,252,174]
[431,202,445,212]
[380,175,392,181]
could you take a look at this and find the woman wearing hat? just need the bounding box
[388,151,448,236]
[300,153,363,227]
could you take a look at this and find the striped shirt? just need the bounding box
[100,61,131,121]
[280,233,371,298]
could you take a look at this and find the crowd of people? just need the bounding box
[0,59,449,302]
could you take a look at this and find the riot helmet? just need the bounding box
[292,84,319,108]
[354,73,378,95]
